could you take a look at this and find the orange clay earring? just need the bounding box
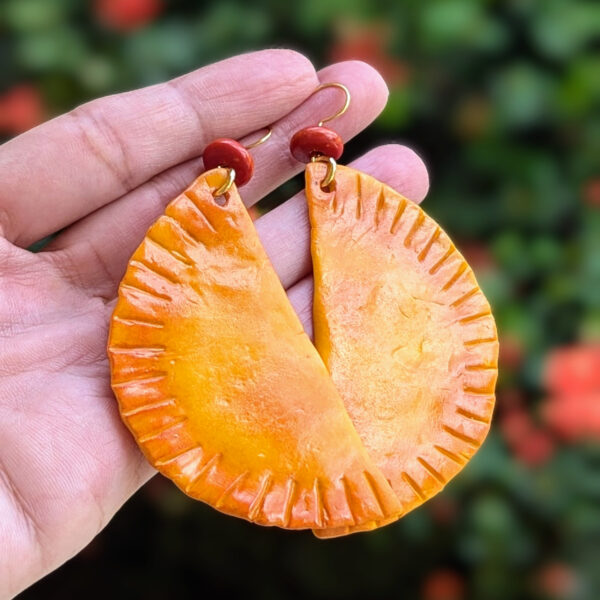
[290,83,499,538]
[108,127,403,532]
[107,84,498,539]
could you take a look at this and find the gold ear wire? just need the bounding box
[307,83,350,190]
[312,82,351,127]
[243,126,273,149]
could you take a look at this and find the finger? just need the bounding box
[51,143,428,302]
[0,49,317,246]
[288,275,315,338]
[47,61,393,296]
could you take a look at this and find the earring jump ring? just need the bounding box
[311,155,337,189]
[314,82,351,127]
[214,167,236,197]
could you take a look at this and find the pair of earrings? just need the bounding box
[108,83,498,537]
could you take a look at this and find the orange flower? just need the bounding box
[94,0,163,31]
[422,568,465,600]
[329,20,409,87]
[0,85,45,135]
[582,177,600,208]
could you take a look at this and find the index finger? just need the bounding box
[0,49,317,246]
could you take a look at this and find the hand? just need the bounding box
[0,50,428,597]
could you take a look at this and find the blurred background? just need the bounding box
[2,0,599,598]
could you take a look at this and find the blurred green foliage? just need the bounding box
[2,0,599,598]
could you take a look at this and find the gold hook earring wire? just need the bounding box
[306,83,350,190]
[214,126,273,196]
[243,126,272,149]
[313,82,351,127]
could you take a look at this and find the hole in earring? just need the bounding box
[321,180,336,193]
[213,193,229,207]
[311,155,337,193]
[211,167,235,204]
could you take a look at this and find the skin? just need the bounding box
[0,49,429,597]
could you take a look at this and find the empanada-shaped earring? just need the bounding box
[109,83,498,538]
[108,129,402,531]
[290,83,498,537]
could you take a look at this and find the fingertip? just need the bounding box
[347,59,390,113]
[359,144,430,203]
[251,48,319,94]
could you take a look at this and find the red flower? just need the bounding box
[422,569,465,600]
[329,20,409,87]
[0,84,45,135]
[535,562,579,599]
[582,177,600,208]
[544,344,600,397]
[94,0,164,31]
[542,344,600,441]
[544,393,600,441]
[500,406,555,466]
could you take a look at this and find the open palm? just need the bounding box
[0,50,428,597]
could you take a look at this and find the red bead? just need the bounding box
[289,126,344,163]
[203,138,254,186]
